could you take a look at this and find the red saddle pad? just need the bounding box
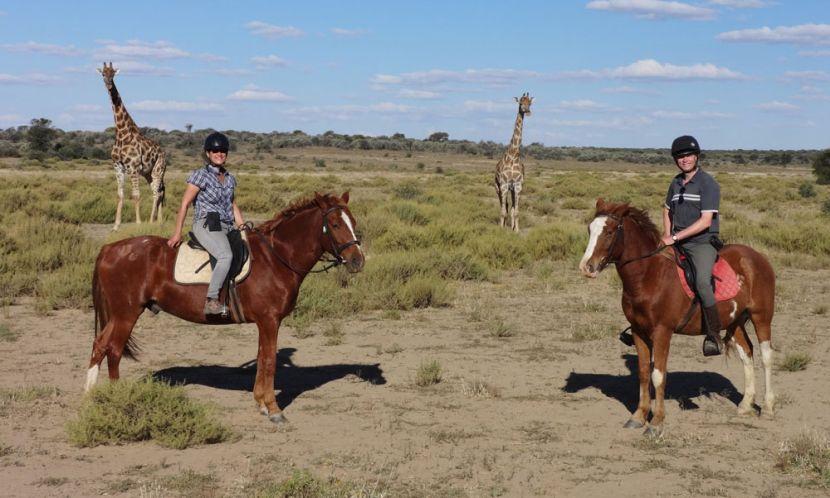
[676,257,741,301]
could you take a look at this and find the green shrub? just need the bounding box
[392,181,422,200]
[813,149,830,185]
[778,352,811,372]
[798,182,817,198]
[775,431,830,487]
[67,377,233,449]
[415,360,442,387]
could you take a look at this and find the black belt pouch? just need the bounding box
[205,212,222,232]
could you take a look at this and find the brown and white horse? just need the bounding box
[579,199,775,436]
[85,192,364,424]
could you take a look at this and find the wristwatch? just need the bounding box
[671,234,678,242]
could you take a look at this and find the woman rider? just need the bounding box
[167,132,246,315]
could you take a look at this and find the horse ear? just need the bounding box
[596,197,605,210]
[342,191,350,204]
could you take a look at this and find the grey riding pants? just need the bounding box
[682,241,718,308]
[192,219,233,299]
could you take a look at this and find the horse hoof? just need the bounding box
[268,413,288,425]
[623,419,644,429]
[643,425,663,438]
[761,408,775,420]
[737,404,755,417]
[259,406,268,416]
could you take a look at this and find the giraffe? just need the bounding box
[494,92,532,232]
[97,62,166,231]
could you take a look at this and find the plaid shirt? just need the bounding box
[187,166,237,223]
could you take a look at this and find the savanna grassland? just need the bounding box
[1,147,829,497]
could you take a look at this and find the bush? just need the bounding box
[415,360,442,387]
[798,182,817,198]
[813,149,830,185]
[67,377,234,449]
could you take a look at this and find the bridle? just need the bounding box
[249,204,361,275]
[597,214,668,271]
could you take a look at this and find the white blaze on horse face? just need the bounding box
[84,364,99,392]
[579,216,608,275]
[651,369,664,389]
[340,211,359,246]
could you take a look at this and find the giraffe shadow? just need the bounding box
[562,354,743,412]
[154,348,386,410]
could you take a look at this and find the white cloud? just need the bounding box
[227,85,293,102]
[369,102,414,113]
[600,85,659,94]
[463,100,515,113]
[397,89,442,100]
[708,0,769,7]
[94,40,190,59]
[131,100,224,112]
[783,70,830,81]
[754,100,800,112]
[559,59,744,80]
[717,24,830,45]
[197,53,228,62]
[213,68,253,76]
[68,104,106,112]
[793,86,830,102]
[99,61,175,76]
[1,41,83,56]
[251,54,288,68]
[0,114,22,126]
[651,110,734,119]
[331,28,367,37]
[548,116,654,130]
[371,68,541,88]
[799,49,830,57]
[245,21,305,39]
[0,73,61,85]
[586,0,715,21]
[558,99,612,111]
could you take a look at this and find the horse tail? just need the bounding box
[92,256,105,338]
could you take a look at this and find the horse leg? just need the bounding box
[645,327,671,437]
[85,321,114,392]
[751,311,775,418]
[253,316,285,424]
[624,330,652,429]
[729,321,757,416]
[105,317,140,381]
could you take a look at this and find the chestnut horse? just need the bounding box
[85,192,364,424]
[579,199,775,436]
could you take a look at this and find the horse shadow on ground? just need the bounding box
[154,347,386,410]
[562,354,743,413]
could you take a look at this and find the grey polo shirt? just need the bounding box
[664,168,720,244]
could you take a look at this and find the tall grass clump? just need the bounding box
[67,377,233,449]
[775,431,830,487]
[415,360,442,387]
[778,352,812,372]
[254,469,388,498]
[0,212,97,308]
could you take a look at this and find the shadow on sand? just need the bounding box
[154,347,386,410]
[562,354,742,413]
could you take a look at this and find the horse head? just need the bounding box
[316,191,365,273]
[579,198,660,278]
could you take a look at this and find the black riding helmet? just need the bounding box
[671,135,701,157]
[204,132,230,153]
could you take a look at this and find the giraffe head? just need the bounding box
[514,92,533,116]
[96,62,119,91]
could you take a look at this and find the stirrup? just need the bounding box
[702,335,722,357]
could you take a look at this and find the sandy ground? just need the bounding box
[1,256,828,497]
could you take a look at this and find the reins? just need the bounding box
[602,214,670,270]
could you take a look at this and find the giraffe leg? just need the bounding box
[499,185,509,228]
[131,173,142,225]
[113,164,125,231]
[511,182,522,232]
[149,155,165,223]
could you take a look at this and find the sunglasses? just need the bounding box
[207,149,227,154]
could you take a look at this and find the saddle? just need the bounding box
[674,248,740,302]
[173,230,252,286]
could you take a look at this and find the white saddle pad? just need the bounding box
[173,231,252,285]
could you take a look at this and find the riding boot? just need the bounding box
[204,298,227,316]
[702,305,723,357]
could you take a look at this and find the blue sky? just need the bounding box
[0,0,828,149]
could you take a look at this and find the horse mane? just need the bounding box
[258,193,337,233]
[595,200,661,246]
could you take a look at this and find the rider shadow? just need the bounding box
[562,354,743,412]
[154,347,386,410]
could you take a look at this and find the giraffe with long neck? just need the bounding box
[98,62,166,231]
[494,92,532,232]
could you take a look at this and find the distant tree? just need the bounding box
[185,123,193,133]
[392,133,406,139]
[813,149,830,185]
[427,131,449,142]
[26,118,57,159]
